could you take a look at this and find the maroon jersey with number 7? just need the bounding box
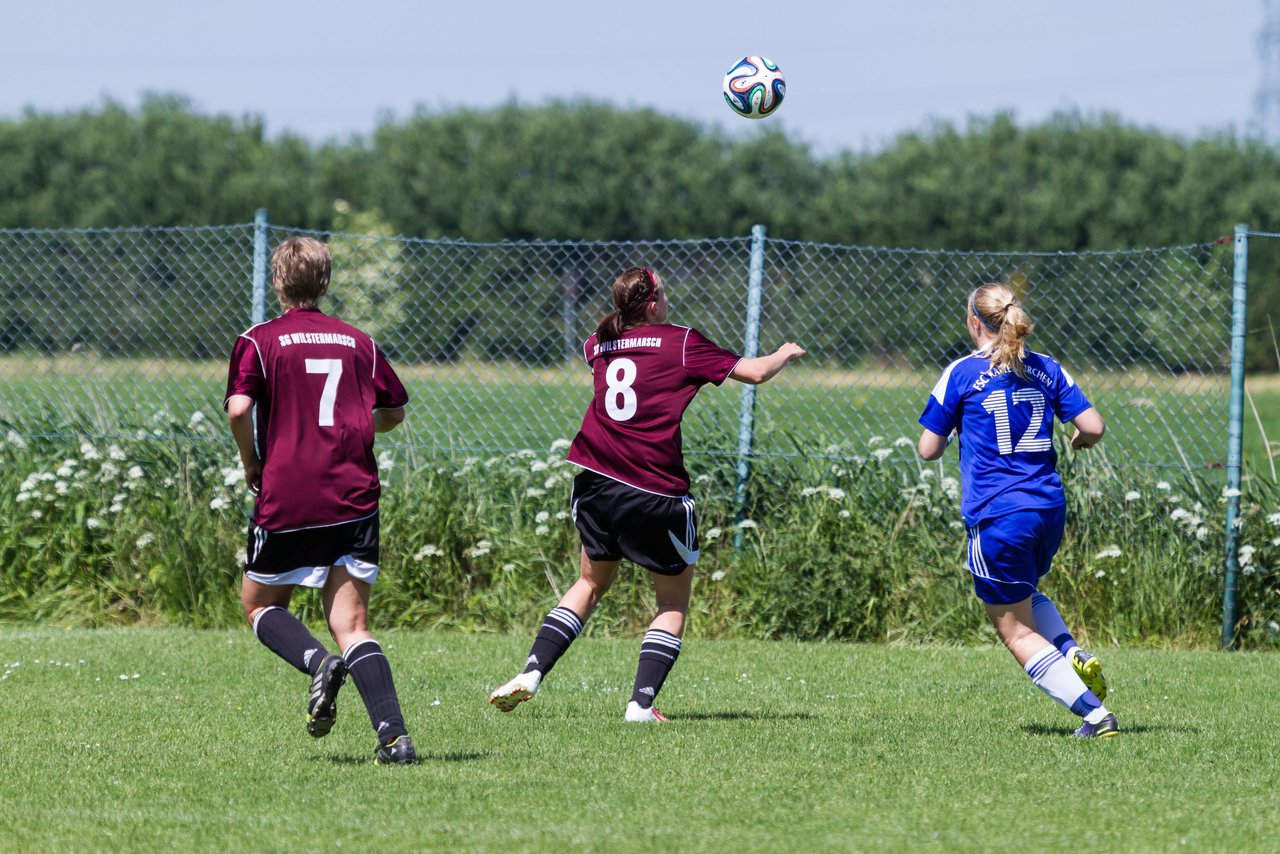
[224,307,408,531]
[567,323,741,496]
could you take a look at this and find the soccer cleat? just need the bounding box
[1070,648,1109,701]
[374,735,417,765]
[489,670,542,712]
[1073,712,1119,739]
[306,653,347,738]
[624,701,669,723]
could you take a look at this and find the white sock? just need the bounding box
[1024,645,1095,716]
[1084,705,1112,724]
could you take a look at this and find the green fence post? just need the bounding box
[1222,223,1249,648]
[733,225,767,548]
[251,209,270,325]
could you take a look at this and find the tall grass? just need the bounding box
[2,415,1278,648]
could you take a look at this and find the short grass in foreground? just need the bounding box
[2,629,1280,852]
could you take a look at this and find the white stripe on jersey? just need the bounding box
[930,354,976,404]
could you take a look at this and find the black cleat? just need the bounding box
[306,653,347,738]
[375,735,417,765]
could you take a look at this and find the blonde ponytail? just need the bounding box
[971,283,1034,378]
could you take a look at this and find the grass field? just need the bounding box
[1,356,1274,472]
[3,628,1280,852]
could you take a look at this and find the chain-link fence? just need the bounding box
[0,219,1235,475]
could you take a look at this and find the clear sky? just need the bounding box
[1,1,1266,155]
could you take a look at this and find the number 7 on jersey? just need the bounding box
[306,358,344,426]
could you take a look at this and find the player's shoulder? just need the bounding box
[936,351,988,384]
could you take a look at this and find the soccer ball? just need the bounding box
[722,56,785,119]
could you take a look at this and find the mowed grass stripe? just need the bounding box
[1,629,1279,852]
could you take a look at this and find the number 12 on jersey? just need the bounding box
[980,388,1050,455]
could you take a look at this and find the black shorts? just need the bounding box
[571,470,699,575]
[245,513,380,581]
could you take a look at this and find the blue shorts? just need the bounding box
[965,505,1066,605]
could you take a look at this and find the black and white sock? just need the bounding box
[253,606,328,676]
[522,606,583,677]
[344,639,408,744]
[630,629,682,709]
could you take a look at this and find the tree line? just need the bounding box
[0,94,1276,369]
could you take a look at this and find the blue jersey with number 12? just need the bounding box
[919,350,1092,526]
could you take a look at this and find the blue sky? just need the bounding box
[1,1,1266,154]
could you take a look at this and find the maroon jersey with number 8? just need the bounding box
[567,324,741,496]
[224,307,408,531]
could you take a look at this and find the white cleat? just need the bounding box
[624,701,669,723]
[489,671,542,712]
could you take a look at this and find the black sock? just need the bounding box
[344,639,408,743]
[631,629,682,708]
[253,606,328,676]
[522,606,583,676]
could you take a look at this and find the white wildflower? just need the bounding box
[949,520,963,529]
[555,510,569,520]
[535,525,550,536]
[16,491,32,503]
[1271,536,1280,547]
[1124,491,1141,502]
[919,470,935,480]
[1196,527,1209,540]
[544,476,560,490]
[54,481,68,495]
[210,496,228,511]
[1170,508,1190,522]
[535,511,550,524]
[501,562,516,572]
[1240,545,1256,568]
[6,430,27,449]
[1267,512,1280,527]
[413,544,443,560]
[695,474,711,484]
[1095,569,1106,579]
[525,487,546,498]
[108,503,123,514]
[136,533,154,548]
[710,570,726,582]
[1222,487,1242,499]
[86,518,101,529]
[56,460,77,478]
[126,465,144,481]
[549,438,571,452]
[98,462,120,482]
[941,477,960,499]
[894,437,914,448]
[736,519,758,529]
[1156,481,1171,491]
[826,488,846,501]
[1095,545,1122,560]
[704,527,723,541]
[465,540,493,558]
[188,411,206,428]
[30,510,42,520]
[1085,489,1102,499]
[530,461,549,473]
[838,510,851,518]
[378,451,394,471]
[801,487,821,497]
[872,447,893,462]
[222,467,243,487]
[868,435,886,447]
[108,445,126,461]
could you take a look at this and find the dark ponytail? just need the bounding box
[596,266,658,343]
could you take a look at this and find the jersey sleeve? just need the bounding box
[224,335,264,408]
[682,327,741,386]
[919,366,960,437]
[1048,359,1091,423]
[372,344,409,410]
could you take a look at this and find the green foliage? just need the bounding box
[3,98,1276,368]
[3,429,1278,648]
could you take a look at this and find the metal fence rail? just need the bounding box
[0,217,1234,476]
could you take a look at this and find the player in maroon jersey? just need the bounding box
[490,265,805,721]
[224,237,416,764]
